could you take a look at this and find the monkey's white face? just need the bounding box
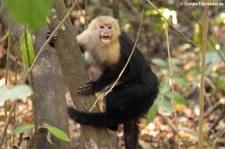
[88,16,120,47]
[98,24,114,45]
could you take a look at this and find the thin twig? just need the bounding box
[89,2,146,112]
[210,107,225,131]
[1,50,23,67]
[210,126,225,148]
[2,16,12,148]
[165,22,175,109]
[5,18,12,85]
[198,3,208,149]
[0,30,9,43]
[158,112,178,134]
[0,102,16,146]
[160,73,172,112]
[165,21,181,148]
[204,103,221,119]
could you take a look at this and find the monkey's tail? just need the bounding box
[124,119,139,149]
[67,107,141,129]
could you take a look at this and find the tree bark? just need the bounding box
[48,0,113,148]
[30,27,70,149]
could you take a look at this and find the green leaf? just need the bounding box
[155,97,173,112]
[20,31,35,67]
[174,92,186,104]
[170,58,181,65]
[160,78,171,93]
[146,101,158,123]
[166,92,186,104]
[0,85,33,102]
[173,76,189,88]
[216,79,225,91]
[14,124,34,134]
[172,66,183,73]
[151,58,168,67]
[4,0,52,29]
[43,124,70,142]
[200,51,222,75]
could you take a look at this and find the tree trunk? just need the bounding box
[48,0,114,148]
[30,27,70,149]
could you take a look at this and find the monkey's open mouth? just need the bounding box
[100,35,112,45]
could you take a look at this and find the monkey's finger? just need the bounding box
[79,81,94,90]
[78,89,93,95]
[46,31,59,47]
[78,86,92,92]
[79,83,93,90]
[46,31,59,39]
[85,80,94,85]
[78,86,93,95]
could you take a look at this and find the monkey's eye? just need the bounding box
[108,26,113,29]
[99,26,104,29]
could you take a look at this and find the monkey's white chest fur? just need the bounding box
[90,42,120,66]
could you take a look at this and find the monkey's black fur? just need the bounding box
[67,31,159,149]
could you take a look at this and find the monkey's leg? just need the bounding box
[123,119,139,149]
[107,125,119,131]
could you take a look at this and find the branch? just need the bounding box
[164,22,175,110]
[0,102,16,146]
[112,0,120,19]
[198,2,209,149]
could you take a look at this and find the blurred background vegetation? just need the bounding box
[0,0,225,148]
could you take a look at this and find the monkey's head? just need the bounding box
[89,16,120,46]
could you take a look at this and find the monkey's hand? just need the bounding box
[46,31,58,47]
[78,80,96,95]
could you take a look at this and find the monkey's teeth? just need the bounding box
[100,35,111,44]
[102,38,110,42]
[101,36,109,38]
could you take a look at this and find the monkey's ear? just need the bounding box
[112,19,120,31]
[88,19,97,29]
[113,19,119,24]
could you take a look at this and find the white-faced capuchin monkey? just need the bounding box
[66,16,159,149]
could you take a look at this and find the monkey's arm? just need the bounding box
[76,29,93,53]
[78,66,121,95]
